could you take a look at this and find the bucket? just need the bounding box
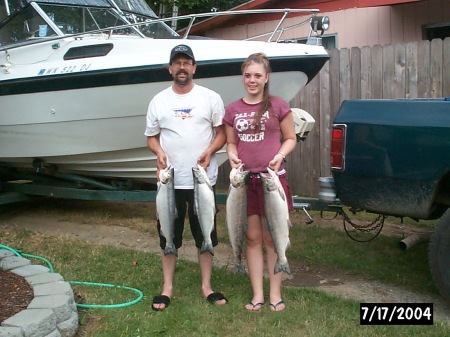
[318,177,336,203]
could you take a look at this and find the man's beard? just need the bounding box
[173,71,191,86]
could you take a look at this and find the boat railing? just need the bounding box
[170,8,320,42]
[122,8,324,43]
[0,8,326,53]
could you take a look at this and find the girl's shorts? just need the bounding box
[247,172,294,216]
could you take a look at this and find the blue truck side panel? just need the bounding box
[332,99,450,219]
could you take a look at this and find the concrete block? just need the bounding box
[57,311,79,337]
[0,256,30,271]
[0,326,24,337]
[26,273,64,286]
[2,309,56,337]
[12,265,50,277]
[0,249,16,259]
[1,251,78,337]
[28,295,74,323]
[69,302,77,313]
[44,329,61,337]
[33,282,73,298]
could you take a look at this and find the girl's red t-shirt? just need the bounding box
[224,96,291,173]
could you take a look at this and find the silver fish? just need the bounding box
[260,167,292,275]
[226,164,250,273]
[192,164,215,255]
[155,166,177,256]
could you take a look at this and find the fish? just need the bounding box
[155,166,177,256]
[226,164,250,273]
[192,164,215,255]
[260,167,292,275]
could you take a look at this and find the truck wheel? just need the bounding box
[429,209,450,305]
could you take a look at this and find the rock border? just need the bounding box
[0,249,79,337]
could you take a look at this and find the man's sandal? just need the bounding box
[152,295,171,311]
[206,292,228,306]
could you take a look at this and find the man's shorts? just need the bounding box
[157,187,218,250]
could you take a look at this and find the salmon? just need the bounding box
[155,166,177,256]
[260,167,292,275]
[192,164,215,255]
[226,164,250,273]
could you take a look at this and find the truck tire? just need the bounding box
[429,209,450,305]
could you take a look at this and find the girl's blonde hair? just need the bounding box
[241,53,272,130]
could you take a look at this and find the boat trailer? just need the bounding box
[2,167,404,244]
[0,167,342,219]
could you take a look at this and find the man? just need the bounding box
[145,44,227,311]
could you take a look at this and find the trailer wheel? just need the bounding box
[429,209,450,305]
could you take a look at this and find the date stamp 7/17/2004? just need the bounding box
[360,303,433,325]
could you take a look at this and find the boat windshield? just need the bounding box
[0,0,178,47]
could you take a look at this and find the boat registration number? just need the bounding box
[38,63,91,75]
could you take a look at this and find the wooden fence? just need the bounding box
[217,37,450,197]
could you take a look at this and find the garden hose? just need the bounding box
[0,243,143,309]
[69,281,143,309]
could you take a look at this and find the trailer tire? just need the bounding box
[429,209,450,305]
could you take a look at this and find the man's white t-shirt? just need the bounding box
[145,84,225,189]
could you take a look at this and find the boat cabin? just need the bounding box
[0,0,178,48]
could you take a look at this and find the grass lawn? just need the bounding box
[0,199,448,336]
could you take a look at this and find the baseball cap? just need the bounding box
[169,44,195,63]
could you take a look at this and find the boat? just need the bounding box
[0,0,330,188]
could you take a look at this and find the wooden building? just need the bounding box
[197,1,450,196]
[187,0,450,49]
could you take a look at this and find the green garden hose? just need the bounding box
[0,243,143,309]
[69,281,143,309]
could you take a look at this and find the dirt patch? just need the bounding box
[0,269,34,323]
[1,206,449,324]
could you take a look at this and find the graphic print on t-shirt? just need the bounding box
[236,110,268,142]
[174,107,194,119]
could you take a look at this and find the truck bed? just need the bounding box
[332,98,450,219]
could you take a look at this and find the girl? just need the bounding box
[223,53,296,312]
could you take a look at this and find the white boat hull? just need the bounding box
[0,4,330,184]
[0,69,309,181]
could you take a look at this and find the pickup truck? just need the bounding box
[329,98,450,304]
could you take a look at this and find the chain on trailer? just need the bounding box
[341,208,386,242]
